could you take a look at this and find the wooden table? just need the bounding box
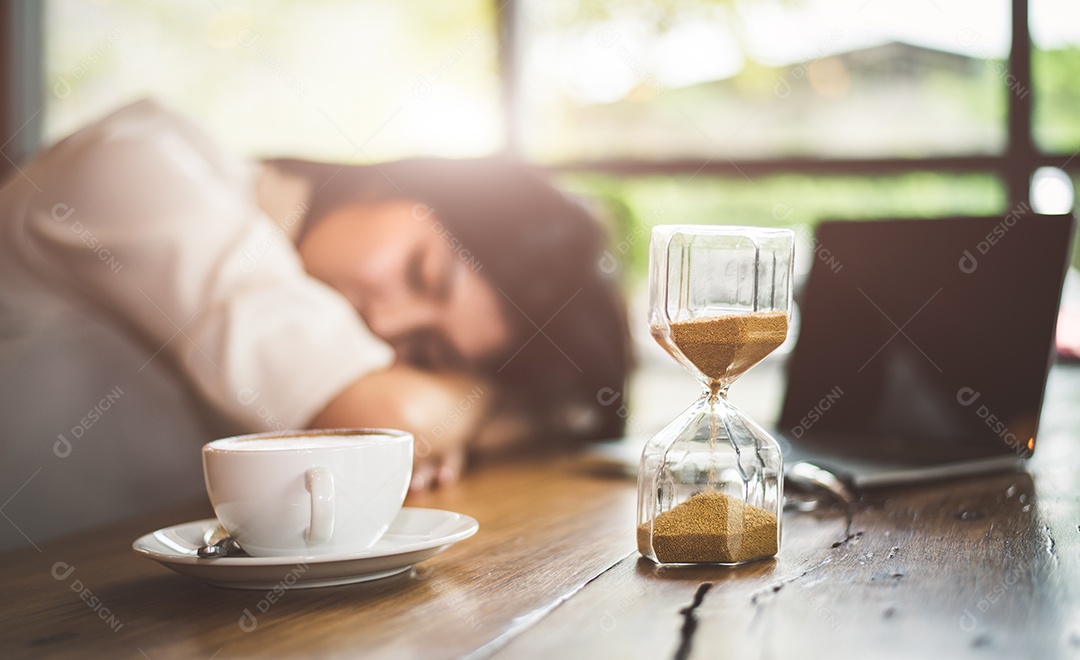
[2,364,1078,659]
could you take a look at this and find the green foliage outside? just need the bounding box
[1034,47,1080,153]
[562,171,1015,282]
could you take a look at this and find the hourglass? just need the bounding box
[637,225,793,565]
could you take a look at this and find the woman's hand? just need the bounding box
[307,366,492,491]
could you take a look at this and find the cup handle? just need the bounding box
[305,467,334,545]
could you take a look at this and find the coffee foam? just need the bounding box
[208,434,401,452]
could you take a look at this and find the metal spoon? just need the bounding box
[197,523,244,558]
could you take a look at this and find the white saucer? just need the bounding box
[132,507,478,590]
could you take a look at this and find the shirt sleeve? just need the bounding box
[15,99,394,430]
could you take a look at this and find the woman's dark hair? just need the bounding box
[268,156,632,442]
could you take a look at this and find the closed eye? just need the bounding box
[434,250,456,302]
[406,243,456,303]
[405,246,426,295]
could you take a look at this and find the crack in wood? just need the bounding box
[749,556,834,607]
[830,531,863,549]
[828,502,865,549]
[465,552,637,659]
[673,582,713,660]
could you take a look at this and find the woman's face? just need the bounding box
[299,201,512,369]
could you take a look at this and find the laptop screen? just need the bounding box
[778,213,1074,461]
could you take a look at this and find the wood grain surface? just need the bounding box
[0,458,637,659]
[504,365,1080,659]
[0,365,1077,659]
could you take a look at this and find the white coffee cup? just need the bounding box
[202,428,413,557]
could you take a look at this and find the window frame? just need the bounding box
[0,0,43,176]
[496,0,1074,209]
[1,0,1073,210]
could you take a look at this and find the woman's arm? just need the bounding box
[309,366,534,490]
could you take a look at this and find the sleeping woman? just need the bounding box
[0,99,630,551]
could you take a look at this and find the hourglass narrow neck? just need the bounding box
[705,381,729,403]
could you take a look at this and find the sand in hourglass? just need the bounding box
[652,312,788,394]
[645,312,788,563]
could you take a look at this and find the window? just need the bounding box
[5,0,1079,276]
[1031,0,1080,154]
[518,0,1012,162]
[506,0,1080,275]
[45,0,501,161]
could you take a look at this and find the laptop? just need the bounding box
[777,213,1075,488]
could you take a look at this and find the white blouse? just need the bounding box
[0,99,392,551]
